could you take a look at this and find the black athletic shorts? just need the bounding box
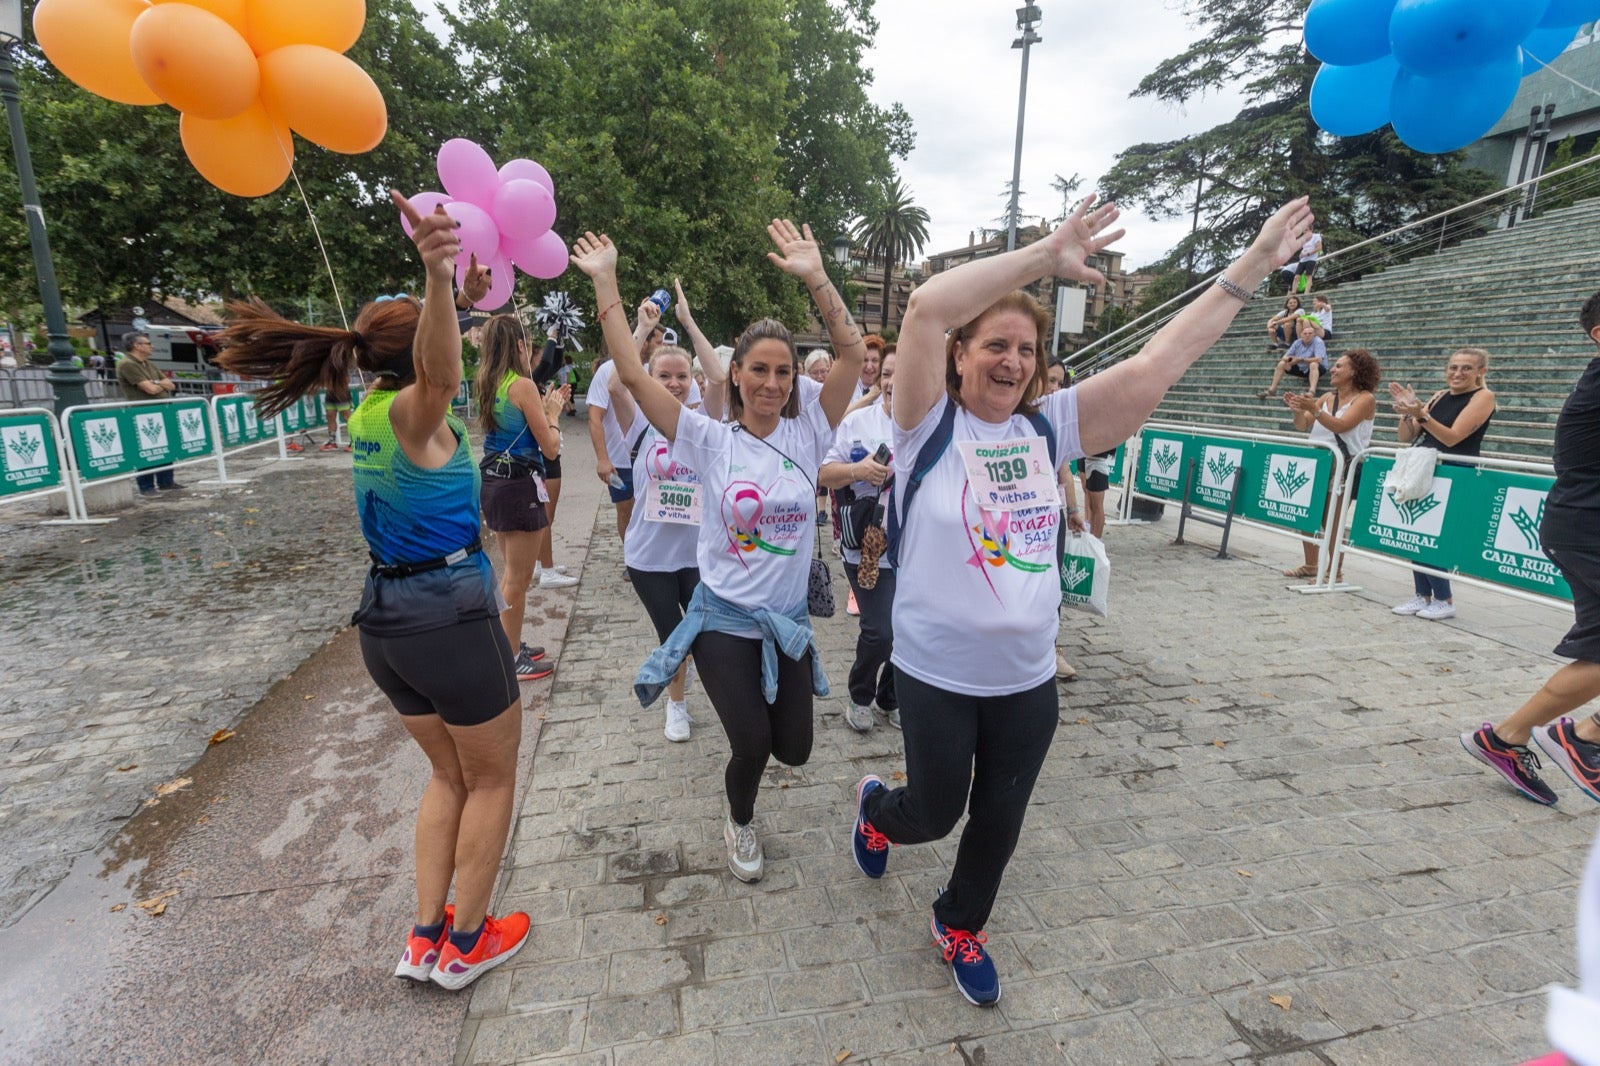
[481,475,551,533]
[360,616,519,726]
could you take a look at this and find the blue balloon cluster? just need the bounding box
[1307,0,1598,154]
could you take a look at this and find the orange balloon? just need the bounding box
[131,4,259,120]
[33,0,162,106]
[258,45,385,154]
[180,98,293,197]
[245,0,364,55]
[154,0,245,34]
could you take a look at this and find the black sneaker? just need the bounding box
[514,651,554,682]
[518,642,546,662]
[156,482,183,491]
[1532,718,1600,804]
[931,914,1000,1006]
[1460,723,1557,805]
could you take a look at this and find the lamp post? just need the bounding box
[1006,4,1042,252]
[0,0,88,411]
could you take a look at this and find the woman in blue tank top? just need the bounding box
[214,193,530,991]
[474,315,570,681]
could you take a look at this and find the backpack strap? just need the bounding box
[885,402,1060,569]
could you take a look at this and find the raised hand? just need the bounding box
[1039,194,1124,286]
[765,219,826,284]
[1250,197,1315,272]
[569,231,618,279]
[673,277,695,325]
[636,298,662,331]
[391,188,460,282]
[543,383,569,418]
[461,253,492,304]
[1387,381,1421,414]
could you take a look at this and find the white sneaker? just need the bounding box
[1055,651,1077,681]
[724,816,764,882]
[1417,600,1456,621]
[1392,596,1429,616]
[845,701,875,733]
[664,699,692,742]
[537,567,579,589]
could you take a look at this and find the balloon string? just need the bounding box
[1525,53,1600,102]
[287,163,349,331]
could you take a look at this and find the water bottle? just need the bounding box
[848,439,867,463]
[649,289,672,316]
[607,471,626,490]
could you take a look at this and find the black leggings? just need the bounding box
[863,671,1058,932]
[842,563,896,710]
[627,566,700,643]
[691,630,815,825]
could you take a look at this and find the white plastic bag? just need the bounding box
[1060,531,1110,617]
[1386,446,1439,503]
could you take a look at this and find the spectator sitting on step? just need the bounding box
[1258,318,1328,398]
[1305,294,1334,342]
[1265,295,1302,350]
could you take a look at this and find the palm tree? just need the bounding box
[851,176,930,332]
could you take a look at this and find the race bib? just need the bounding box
[957,436,1060,510]
[646,478,702,525]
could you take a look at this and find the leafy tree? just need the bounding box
[0,0,468,323]
[1049,172,1082,223]
[1100,0,1497,279]
[851,174,928,331]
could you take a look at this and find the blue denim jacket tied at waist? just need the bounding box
[634,583,829,707]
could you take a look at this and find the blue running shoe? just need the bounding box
[931,914,1000,1006]
[851,775,889,879]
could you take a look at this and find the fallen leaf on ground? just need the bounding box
[134,888,178,916]
[1268,994,1292,1011]
[1075,716,1089,725]
[195,815,211,826]
[244,508,259,513]
[115,764,137,772]
[1212,740,1226,749]
[142,798,160,808]
[834,1052,851,1064]
[1236,869,1253,878]
[208,729,235,746]
[109,904,125,913]
[153,776,192,796]
[653,913,668,926]
[1184,697,1200,704]
[778,782,790,789]
[890,772,907,782]
[535,713,547,721]
[212,562,230,569]
[78,538,96,544]
[1258,692,1274,699]
[303,695,314,701]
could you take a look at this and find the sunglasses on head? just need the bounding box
[374,293,411,303]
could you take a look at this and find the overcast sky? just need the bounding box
[861,0,1247,270]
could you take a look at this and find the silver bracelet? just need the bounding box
[1215,276,1253,301]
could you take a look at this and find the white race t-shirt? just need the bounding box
[823,402,896,567]
[588,359,700,466]
[623,424,702,572]
[891,391,1084,697]
[670,401,834,619]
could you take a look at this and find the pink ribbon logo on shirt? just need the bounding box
[723,482,797,558]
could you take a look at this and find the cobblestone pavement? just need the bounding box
[458,512,1596,1065]
[0,447,370,927]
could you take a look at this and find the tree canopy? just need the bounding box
[0,0,910,344]
[1100,0,1497,280]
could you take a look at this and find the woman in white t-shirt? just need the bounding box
[571,219,866,886]
[820,351,899,733]
[847,194,1317,1007]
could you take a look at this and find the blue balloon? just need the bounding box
[1391,49,1525,153]
[1311,56,1402,136]
[1391,0,1551,77]
[1305,0,1401,66]
[1521,23,1581,74]
[1541,0,1600,27]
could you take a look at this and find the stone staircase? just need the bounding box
[1146,195,1600,461]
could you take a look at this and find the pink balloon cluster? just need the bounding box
[401,139,565,310]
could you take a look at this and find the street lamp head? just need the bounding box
[0,0,21,45]
[831,235,851,266]
[1016,4,1041,28]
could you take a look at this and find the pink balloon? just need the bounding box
[476,253,515,310]
[399,191,451,237]
[437,138,499,209]
[492,178,556,241]
[509,230,569,280]
[443,201,499,261]
[498,158,554,195]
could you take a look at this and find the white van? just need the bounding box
[145,324,223,376]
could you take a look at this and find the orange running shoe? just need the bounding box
[430,911,530,990]
[393,903,453,982]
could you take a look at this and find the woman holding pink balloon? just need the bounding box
[572,220,867,885]
[216,192,531,990]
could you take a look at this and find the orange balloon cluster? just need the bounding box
[33,0,385,197]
